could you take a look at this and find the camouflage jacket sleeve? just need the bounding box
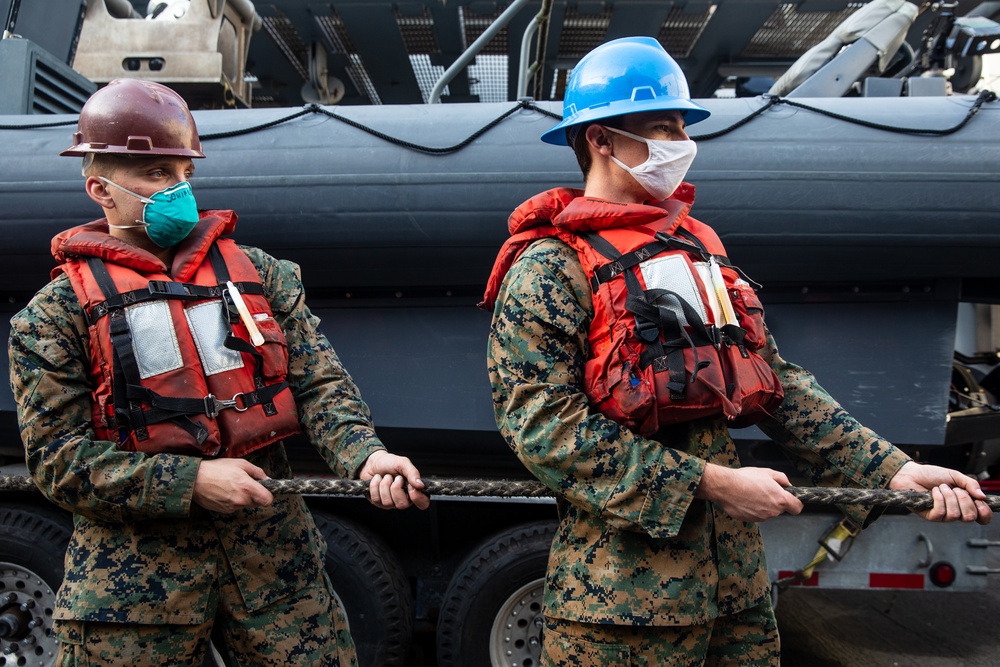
[9,274,201,522]
[488,239,704,540]
[8,248,383,524]
[242,247,384,477]
[755,327,911,495]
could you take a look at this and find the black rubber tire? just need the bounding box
[312,511,413,667]
[436,520,557,667]
[0,503,72,667]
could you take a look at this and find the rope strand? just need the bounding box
[1,475,995,511]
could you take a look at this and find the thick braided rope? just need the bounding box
[1,475,996,511]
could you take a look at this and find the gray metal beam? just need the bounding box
[336,2,423,104]
[680,0,782,98]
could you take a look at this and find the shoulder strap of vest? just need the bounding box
[585,226,709,292]
[85,244,264,325]
[675,227,763,290]
[209,243,285,417]
[586,225,761,292]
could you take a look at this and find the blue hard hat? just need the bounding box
[541,36,711,146]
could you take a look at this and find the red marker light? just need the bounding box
[929,562,956,588]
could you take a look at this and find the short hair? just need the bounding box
[81,153,134,179]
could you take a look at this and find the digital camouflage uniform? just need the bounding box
[486,189,912,666]
[9,218,381,665]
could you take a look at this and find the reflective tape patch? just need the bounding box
[185,301,244,376]
[869,573,925,589]
[127,301,183,379]
[639,254,708,325]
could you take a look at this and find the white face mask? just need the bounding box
[605,126,697,201]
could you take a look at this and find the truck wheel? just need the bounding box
[436,521,557,667]
[0,504,71,667]
[312,511,412,667]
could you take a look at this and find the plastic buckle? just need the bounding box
[147,280,195,299]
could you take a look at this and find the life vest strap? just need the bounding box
[126,382,289,425]
[87,281,264,325]
[587,227,741,291]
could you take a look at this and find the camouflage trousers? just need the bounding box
[540,600,780,667]
[53,571,357,667]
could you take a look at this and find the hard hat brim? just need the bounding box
[59,144,206,158]
[541,97,711,146]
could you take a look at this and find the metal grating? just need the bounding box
[741,2,866,58]
[409,54,447,103]
[549,6,718,102]
[459,5,509,55]
[244,0,896,106]
[261,14,309,80]
[315,14,382,104]
[467,54,508,103]
[658,5,717,58]
[555,6,613,60]
[316,13,354,55]
[396,7,438,55]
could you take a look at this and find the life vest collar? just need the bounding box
[481,185,697,311]
[507,183,696,236]
[51,210,238,281]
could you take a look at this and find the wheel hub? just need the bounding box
[489,579,544,667]
[0,565,58,667]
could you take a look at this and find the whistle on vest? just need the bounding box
[226,280,265,346]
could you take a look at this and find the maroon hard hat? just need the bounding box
[61,79,205,158]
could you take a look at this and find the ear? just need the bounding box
[85,176,116,210]
[585,124,614,157]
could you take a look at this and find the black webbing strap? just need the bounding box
[591,237,678,289]
[86,258,149,438]
[208,244,280,417]
[581,231,718,400]
[673,227,762,291]
[588,226,731,290]
[88,280,263,324]
[125,382,289,424]
[622,271,713,399]
[208,243,232,284]
[625,286,690,397]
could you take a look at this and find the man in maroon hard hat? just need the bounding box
[8,78,427,665]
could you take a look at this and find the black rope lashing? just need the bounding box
[767,89,997,137]
[199,99,561,155]
[688,96,780,141]
[1,475,996,511]
[305,99,560,155]
[6,91,991,148]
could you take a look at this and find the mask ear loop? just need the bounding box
[603,126,652,174]
[98,177,153,230]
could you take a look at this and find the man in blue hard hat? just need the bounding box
[482,37,990,665]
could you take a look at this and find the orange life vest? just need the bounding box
[54,211,300,457]
[482,187,783,436]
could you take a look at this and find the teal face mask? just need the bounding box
[101,178,200,248]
